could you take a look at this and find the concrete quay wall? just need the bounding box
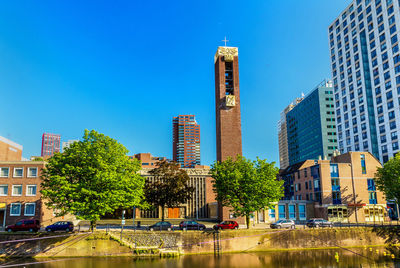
[0,227,397,257]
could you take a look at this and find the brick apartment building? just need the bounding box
[0,135,73,229]
[279,151,387,223]
[0,160,73,229]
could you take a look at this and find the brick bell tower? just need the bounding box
[214,45,243,222]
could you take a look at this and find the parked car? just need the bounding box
[148,221,173,231]
[6,219,40,233]
[270,219,295,229]
[45,221,74,232]
[306,218,333,228]
[179,221,206,230]
[213,221,239,230]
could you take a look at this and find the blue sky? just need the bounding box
[0,0,350,165]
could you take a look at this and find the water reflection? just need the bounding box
[0,248,398,268]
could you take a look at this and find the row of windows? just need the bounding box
[9,203,36,216]
[0,184,37,196]
[330,0,396,34]
[0,167,38,178]
[381,142,400,152]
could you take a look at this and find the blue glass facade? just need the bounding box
[286,80,338,166]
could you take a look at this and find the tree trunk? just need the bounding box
[90,220,96,232]
[246,215,250,229]
[161,206,165,222]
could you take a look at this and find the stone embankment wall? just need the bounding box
[180,228,388,254]
[0,227,396,257]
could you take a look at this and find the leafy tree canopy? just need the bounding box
[210,155,283,228]
[375,154,400,202]
[144,160,194,221]
[41,130,145,228]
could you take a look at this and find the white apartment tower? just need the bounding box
[329,0,400,163]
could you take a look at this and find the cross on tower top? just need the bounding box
[222,36,229,47]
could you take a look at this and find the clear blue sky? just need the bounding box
[0,0,350,165]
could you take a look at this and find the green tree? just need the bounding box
[144,160,194,221]
[375,154,400,204]
[210,155,283,229]
[41,130,145,231]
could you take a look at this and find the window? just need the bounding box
[26,185,37,196]
[12,185,22,196]
[361,154,367,174]
[367,179,376,191]
[330,164,339,177]
[269,208,276,219]
[27,167,38,178]
[393,142,399,150]
[278,205,286,219]
[0,185,8,196]
[0,167,9,177]
[332,191,342,204]
[10,203,21,216]
[299,205,306,220]
[13,168,23,178]
[332,178,340,191]
[391,132,398,140]
[369,192,377,204]
[289,205,296,220]
[24,203,36,216]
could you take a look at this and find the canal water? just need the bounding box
[0,248,399,267]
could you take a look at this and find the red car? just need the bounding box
[213,221,239,230]
[6,219,40,232]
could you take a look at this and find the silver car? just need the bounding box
[270,219,296,229]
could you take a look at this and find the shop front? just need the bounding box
[364,204,387,223]
[327,205,349,223]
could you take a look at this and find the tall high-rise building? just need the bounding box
[214,45,243,222]
[329,0,400,163]
[41,133,61,157]
[62,140,79,152]
[286,80,338,166]
[172,115,200,168]
[278,97,303,169]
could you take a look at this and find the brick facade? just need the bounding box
[214,46,244,224]
[0,161,73,229]
[280,152,387,223]
[0,136,23,161]
[131,153,166,168]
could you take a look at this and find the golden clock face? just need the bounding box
[226,95,236,107]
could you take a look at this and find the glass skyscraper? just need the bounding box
[329,0,400,163]
[286,80,338,166]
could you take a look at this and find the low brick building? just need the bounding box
[0,161,73,229]
[131,153,167,168]
[138,167,217,220]
[0,136,23,161]
[279,152,387,223]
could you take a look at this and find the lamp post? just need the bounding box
[349,163,359,224]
